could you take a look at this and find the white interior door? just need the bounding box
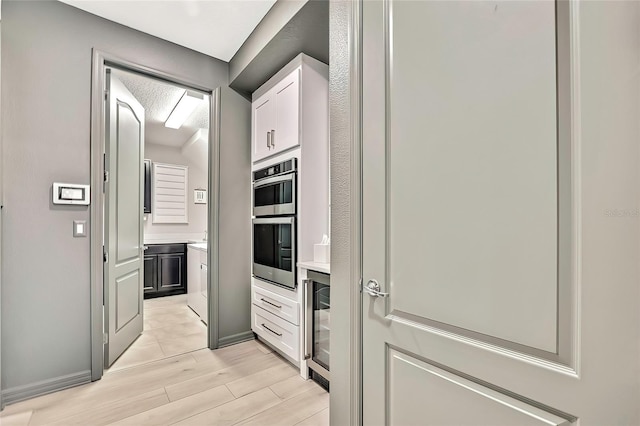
[362,1,639,424]
[104,69,145,367]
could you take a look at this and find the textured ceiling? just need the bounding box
[58,0,276,62]
[113,69,209,148]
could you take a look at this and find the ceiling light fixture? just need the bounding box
[164,90,204,129]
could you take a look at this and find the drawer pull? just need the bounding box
[260,298,282,309]
[262,323,282,337]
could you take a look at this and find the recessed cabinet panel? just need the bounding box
[158,253,185,290]
[253,93,275,162]
[273,69,300,154]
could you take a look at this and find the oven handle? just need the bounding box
[253,172,296,189]
[304,278,312,361]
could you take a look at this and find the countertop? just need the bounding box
[144,233,206,245]
[187,242,208,252]
[297,261,330,274]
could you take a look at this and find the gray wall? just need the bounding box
[217,87,252,345]
[229,0,329,97]
[229,0,306,84]
[329,1,359,425]
[143,144,208,239]
[1,0,228,396]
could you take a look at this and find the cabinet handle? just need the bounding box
[267,131,271,150]
[262,323,282,337]
[271,129,275,148]
[260,298,282,309]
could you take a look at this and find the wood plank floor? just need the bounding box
[0,312,329,425]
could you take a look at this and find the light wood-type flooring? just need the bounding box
[111,294,208,371]
[0,296,329,426]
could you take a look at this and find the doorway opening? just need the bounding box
[104,68,211,371]
[90,51,221,381]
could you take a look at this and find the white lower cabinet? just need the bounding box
[252,304,299,361]
[251,280,300,362]
[252,283,300,325]
[187,246,207,323]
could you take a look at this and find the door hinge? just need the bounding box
[103,246,108,263]
[103,153,109,192]
[104,90,109,102]
[103,332,108,344]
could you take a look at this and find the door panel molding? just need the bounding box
[115,270,142,332]
[380,0,580,369]
[387,346,576,426]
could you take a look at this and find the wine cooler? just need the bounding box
[305,270,330,390]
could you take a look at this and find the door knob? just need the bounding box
[363,279,389,298]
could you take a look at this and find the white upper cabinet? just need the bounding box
[253,91,275,161]
[251,54,328,163]
[273,69,300,154]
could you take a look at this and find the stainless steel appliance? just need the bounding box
[253,159,297,217]
[305,271,330,389]
[253,216,296,289]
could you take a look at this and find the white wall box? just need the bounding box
[251,53,328,164]
[152,163,188,224]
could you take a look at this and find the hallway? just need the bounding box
[0,340,329,425]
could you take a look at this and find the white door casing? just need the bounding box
[361,1,639,424]
[104,70,145,367]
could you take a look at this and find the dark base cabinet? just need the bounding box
[144,243,187,299]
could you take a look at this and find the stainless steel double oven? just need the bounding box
[252,159,297,290]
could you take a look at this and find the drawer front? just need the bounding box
[252,283,299,325]
[145,243,186,255]
[252,305,299,361]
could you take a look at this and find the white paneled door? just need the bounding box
[104,70,145,367]
[361,1,639,424]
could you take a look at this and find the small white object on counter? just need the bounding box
[313,234,330,264]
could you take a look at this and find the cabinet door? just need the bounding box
[273,68,300,154]
[143,159,151,214]
[200,263,208,298]
[187,248,200,312]
[143,255,157,294]
[157,253,185,291]
[253,92,275,162]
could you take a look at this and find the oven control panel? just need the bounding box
[253,158,297,182]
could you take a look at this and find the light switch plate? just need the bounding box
[73,220,87,237]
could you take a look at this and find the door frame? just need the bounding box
[329,0,363,425]
[90,49,220,380]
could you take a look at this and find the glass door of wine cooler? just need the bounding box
[305,271,330,390]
